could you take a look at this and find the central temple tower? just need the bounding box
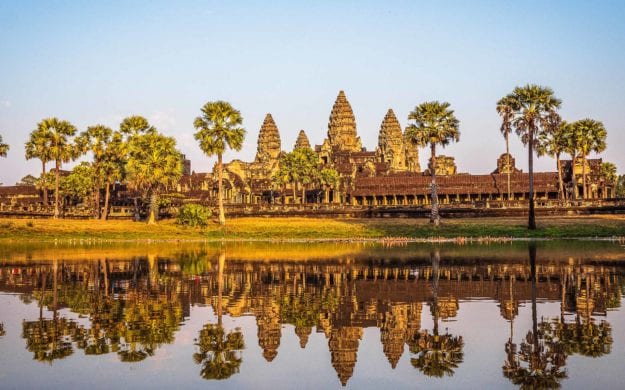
[327,90,362,152]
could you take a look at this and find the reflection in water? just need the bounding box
[1,243,624,387]
[194,250,245,380]
[409,250,464,377]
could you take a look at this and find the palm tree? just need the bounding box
[119,115,153,136]
[126,130,183,224]
[25,126,54,205]
[569,119,607,199]
[319,168,340,203]
[600,162,617,198]
[99,131,126,220]
[537,114,569,200]
[499,85,561,229]
[496,96,515,200]
[75,125,114,218]
[0,135,8,157]
[193,101,246,225]
[31,118,80,218]
[405,101,460,226]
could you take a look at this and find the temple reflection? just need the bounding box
[0,244,623,386]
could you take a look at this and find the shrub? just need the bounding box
[177,204,212,227]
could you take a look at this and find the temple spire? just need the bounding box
[255,113,281,163]
[294,130,311,150]
[327,90,361,152]
[377,109,405,171]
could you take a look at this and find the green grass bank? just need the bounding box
[0,215,624,242]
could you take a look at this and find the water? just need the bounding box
[1,241,624,389]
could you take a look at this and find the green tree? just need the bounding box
[569,119,607,199]
[60,162,95,205]
[537,115,569,200]
[496,96,515,199]
[499,85,561,229]
[25,125,54,205]
[193,101,246,225]
[293,148,319,204]
[33,118,80,218]
[120,115,153,136]
[615,175,625,198]
[75,125,114,218]
[126,130,183,224]
[0,134,8,157]
[319,168,340,203]
[600,162,617,198]
[99,131,126,220]
[17,174,38,186]
[405,101,460,226]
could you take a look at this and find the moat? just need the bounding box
[1,241,624,389]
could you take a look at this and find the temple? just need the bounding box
[0,90,619,217]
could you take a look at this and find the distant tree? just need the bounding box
[569,119,607,199]
[293,148,319,204]
[319,168,340,203]
[600,162,617,198]
[25,125,54,205]
[496,96,515,199]
[537,114,569,200]
[193,101,246,225]
[75,125,114,218]
[126,130,183,224]
[616,175,625,198]
[17,174,38,186]
[0,134,8,157]
[99,131,126,220]
[119,115,153,136]
[61,162,95,205]
[34,118,80,219]
[499,85,561,229]
[405,101,460,226]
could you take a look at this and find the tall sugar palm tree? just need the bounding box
[569,119,607,199]
[119,115,153,136]
[25,126,54,205]
[99,131,126,220]
[499,85,561,230]
[193,101,246,225]
[405,101,460,226]
[126,131,183,224]
[496,96,515,200]
[31,118,79,218]
[537,113,569,200]
[0,135,8,157]
[75,125,114,218]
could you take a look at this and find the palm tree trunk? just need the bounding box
[529,243,538,346]
[102,182,111,220]
[301,184,305,204]
[41,161,48,205]
[506,133,511,200]
[430,144,440,226]
[292,183,297,204]
[94,182,101,219]
[556,152,564,200]
[147,192,158,225]
[54,160,60,219]
[572,153,578,200]
[528,129,536,230]
[217,153,225,225]
[582,155,588,199]
[432,249,440,335]
[217,249,225,327]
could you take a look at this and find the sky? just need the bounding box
[1,0,624,185]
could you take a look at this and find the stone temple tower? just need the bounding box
[294,129,311,150]
[327,91,362,152]
[255,113,281,163]
[377,109,406,172]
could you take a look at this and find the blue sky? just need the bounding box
[1,1,624,184]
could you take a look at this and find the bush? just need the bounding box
[177,204,212,227]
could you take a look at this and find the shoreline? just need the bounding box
[1,216,624,244]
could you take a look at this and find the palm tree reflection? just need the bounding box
[194,249,245,380]
[503,243,568,389]
[409,249,464,377]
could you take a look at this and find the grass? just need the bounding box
[0,215,624,242]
